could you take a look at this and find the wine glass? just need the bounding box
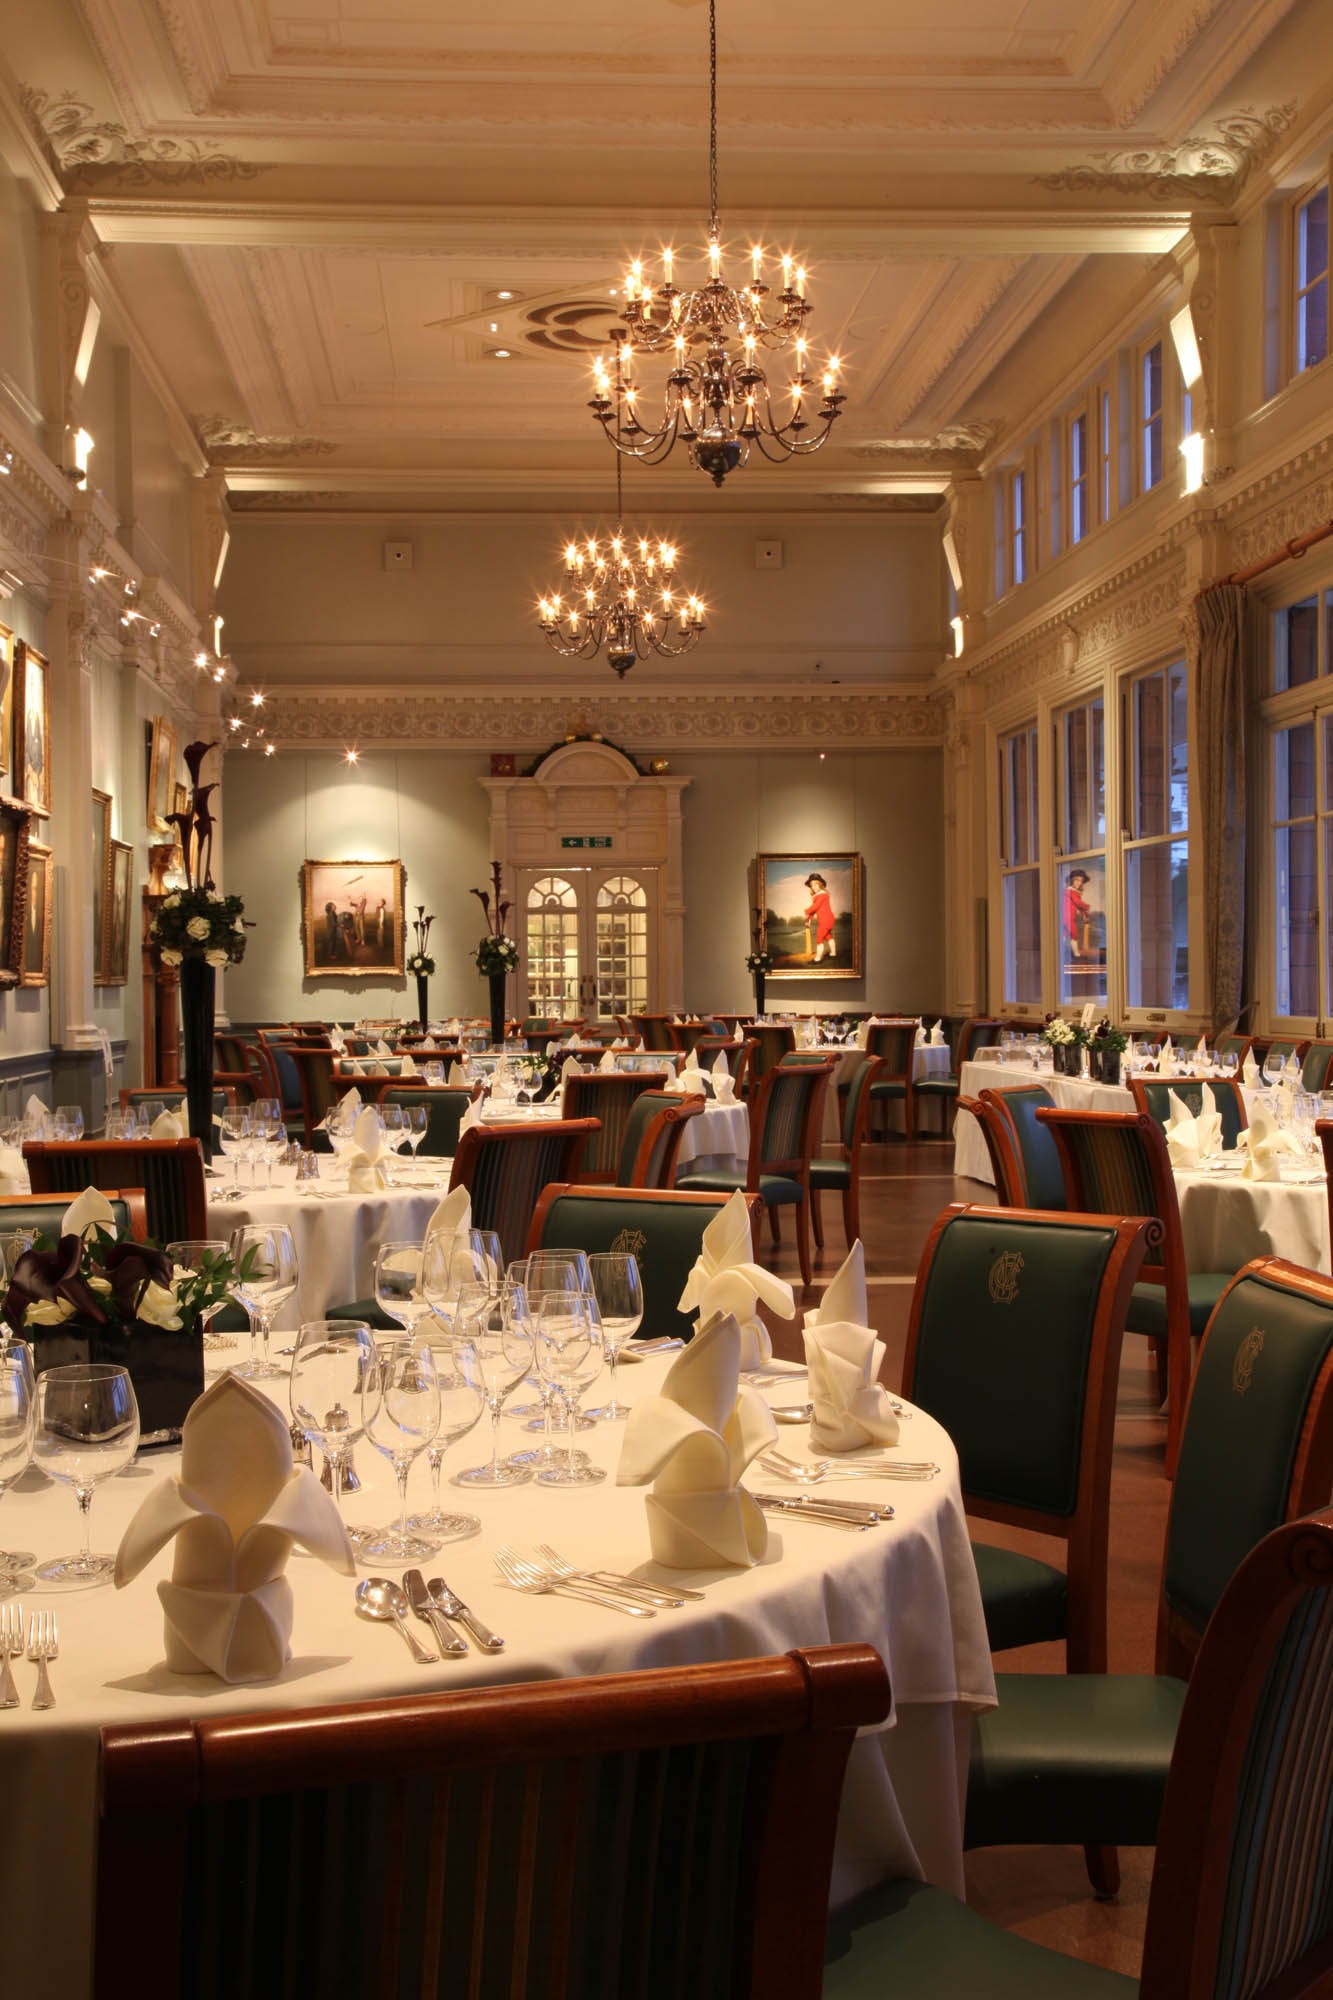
[250,1104,284,1190]
[1263,1048,1287,1089]
[33,1363,140,1586]
[451,1288,534,1487]
[585,1251,643,1421]
[407,1347,484,1542]
[358,1337,441,1564]
[165,1238,236,1365]
[228,1223,298,1379]
[289,1319,376,1511]
[53,1105,84,1142]
[403,1105,429,1172]
[534,1293,605,1487]
[217,1107,252,1194]
[373,1241,436,1341]
[378,1104,406,1183]
[0,1344,35,1593]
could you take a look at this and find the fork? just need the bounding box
[534,1543,699,1607]
[760,1448,939,1483]
[0,1600,23,1709]
[494,1546,654,1619]
[26,1610,56,1711]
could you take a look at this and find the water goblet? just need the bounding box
[373,1240,436,1341]
[403,1105,429,1173]
[0,1344,35,1591]
[289,1319,376,1514]
[165,1237,237,1366]
[228,1223,298,1379]
[1263,1048,1286,1089]
[379,1104,406,1182]
[450,1290,534,1487]
[217,1108,252,1194]
[357,1337,441,1564]
[53,1105,84,1143]
[406,1350,484,1542]
[584,1251,643,1421]
[33,1363,140,1586]
[534,1294,606,1487]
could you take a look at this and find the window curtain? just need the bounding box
[1195,582,1246,1031]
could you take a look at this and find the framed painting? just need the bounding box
[0,621,13,791]
[20,839,51,986]
[301,858,406,979]
[756,852,863,979]
[147,715,177,831]
[92,789,112,984]
[15,641,49,817]
[0,800,30,986]
[102,838,134,986]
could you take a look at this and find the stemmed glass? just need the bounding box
[228,1223,298,1379]
[451,1287,534,1487]
[585,1251,643,1421]
[1263,1048,1287,1090]
[403,1105,429,1174]
[534,1293,605,1486]
[407,1348,484,1542]
[289,1318,376,1512]
[33,1363,140,1586]
[0,1344,35,1593]
[53,1105,84,1142]
[373,1240,437,1341]
[165,1238,236,1366]
[217,1108,252,1194]
[358,1337,441,1564]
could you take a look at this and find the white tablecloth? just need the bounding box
[0,1360,994,2000]
[953,1059,1137,1183]
[208,1167,454,1318]
[819,1044,953,1142]
[1174,1163,1331,1276]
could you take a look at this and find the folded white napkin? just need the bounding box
[115,1374,353,1683]
[62,1185,117,1240]
[1240,1101,1304,1182]
[374,1038,392,1057]
[329,1030,346,1053]
[345,1105,391,1191]
[802,1241,900,1453]
[678,1059,709,1097]
[0,1146,29,1194]
[560,1055,582,1088]
[447,1061,469,1088]
[460,1096,484,1135]
[149,1108,185,1141]
[425,1183,471,1248]
[1242,1051,1260,1088]
[677,1188,793,1369]
[338,1085,363,1123]
[732,1023,743,1042]
[617,1311,777,1569]
[1285,1053,1304,1087]
[1158,1036,1176,1077]
[710,1053,737,1106]
[1164,1085,1222,1169]
[399,1050,418,1077]
[1195,1036,1209,1067]
[928,1021,945,1047]
[23,1094,51,1137]
[856,1022,870,1048]
[599,1049,616,1072]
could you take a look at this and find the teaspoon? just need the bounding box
[355,1577,436,1664]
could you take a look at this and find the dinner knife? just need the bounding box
[752,1492,888,1527]
[403,1568,467,1656]
[429,1576,505,1653]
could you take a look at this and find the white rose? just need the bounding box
[160,948,183,968]
[186,916,210,941]
[136,1280,184,1331]
[232,917,244,932]
[204,948,229,967]
[163,894,181,910]
[23,1296,75,1327]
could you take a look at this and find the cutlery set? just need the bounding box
[354,1572,505,1662]
[759,1448,939,1484]
[0,1605,57,1710]
[494,1543,703,1616]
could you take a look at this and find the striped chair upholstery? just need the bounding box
[1212,1032,1253,1063]
[24,1140,208,1244]
[119,1088,233,1119]
[376,1083,478,1157]
[677,1059,833,1286]
[449,1118,599,1264]
[826,1510,1333,2000]
[808,1053,879,1248]
[1037,1107,1239,1477]
[0,1189,148,1241]
[273,1045,342,1146]
[1300,1039,1333,1092]
[866,1022,918,1140]
[979,1085,1064,1209]
[746,1025,796,1091]
[1130,1076,1249,1151]
[561,1072,673,1182]
[632,1014,679,1053]
[96,1643,888,2000]
[1261,1037,1309,1069]
[615,1090,705,1188]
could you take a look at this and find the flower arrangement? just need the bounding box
[745,950,773,975]
[1041,1015,1076,1047]
[407,905,436,979]
[3,1202,250,1339]
[748,906,773,977]
[471,862,518,975]
[1089,1017,1128,1054]
[151,739,247,969]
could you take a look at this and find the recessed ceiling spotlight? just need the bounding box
[496,289,515,301]
[344,747,360,765]
[264,742,276,756]
[490,348,513,360]
[489,321,499,332]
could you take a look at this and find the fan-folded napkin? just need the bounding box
[599,1049,616,1072]
[459,1095,484,1136]
[399,1050,418,1076]
[149,1108,185,1141]
[1157,1036,1177,1076]
[373,1038,393,1057]
[803,1241,899,1452]
[115,1373,353,1683]
[677,1187,793,1369]
[710,1053,737,1106]
[617,1311,777,1568]
[23,1095,51,1138]
[677,1058,710,1097]
[1242,1050,1260,1088]
[1195,1036,1209,1067]
[928,1020,945,1047]
[345,1105,391,1191]
[1163,1085,1223,1169]
[560,1055,582,1088]
[1239,1102,1304,1182]
[0,1145,28,1194]
[447,1061,469,1087]
[732,1022,744,1042]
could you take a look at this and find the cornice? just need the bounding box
[1034,103,1297,205]
[250,686,949,755]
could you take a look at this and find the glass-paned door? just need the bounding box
[521,868,655,1022]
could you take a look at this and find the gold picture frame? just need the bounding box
[15,640,50,817]
[20,838,51,986]
[301,858,406,979]
[0,621,14,791]
[147,715,177,831]
[102,837,133,985]
[92,789,112,984]
[0,799,31,986]
[755,851,864,979]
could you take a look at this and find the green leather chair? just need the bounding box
[1211,1031,1252,1063]
[1129,1076,1248,1150]
[964,1255,1333,1895]
[826,1509,1333,1999]
[1300,1038,1333,1092]
[561,1071,673,1182]
[912,1016,1002,1135]
[865,1021,918,1140]
[677,1059,833,1286]
[24,1139,209,1245]
[614,1090,704,1188]
[0,1190,147,1242]
[808,1054,878,1249]
[978,1084,1064,1207]
[526,1185,764,1344]
[376,1084,477,1158]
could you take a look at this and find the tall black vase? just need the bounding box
[488,969,507,1047]
[415,972,429,1029]
[180,955,216,1162]
[754,972,766,1017]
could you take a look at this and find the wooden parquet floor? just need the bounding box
[760,1131,1168,1978]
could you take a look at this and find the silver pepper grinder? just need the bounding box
[319,1399,361,1494]
[288,1419,312,1469]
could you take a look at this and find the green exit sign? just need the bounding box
[588,835,612,848]
[560,835,613,849]
[561,836,585,848]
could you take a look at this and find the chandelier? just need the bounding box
[587,0,844,487]
[537,450,706,679]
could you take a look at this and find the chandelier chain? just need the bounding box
[708,0,719,236]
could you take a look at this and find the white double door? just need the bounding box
[518,866,658,1023]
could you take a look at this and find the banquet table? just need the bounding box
[953,1057,1138,1183]
[491,1091,752,1174]
[0,1357,994,2000]
[1174,1159,1331,1276]
[820,1042,953,1143]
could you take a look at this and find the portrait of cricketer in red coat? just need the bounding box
[755,853,862,976]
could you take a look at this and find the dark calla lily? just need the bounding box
[183,739,218,787]
[102,1240,173,1318]
[5,1236,107,1326]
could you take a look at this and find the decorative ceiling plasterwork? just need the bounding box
[1036,103,1296,203]
[252,688,948,753]
[19,87,265,187]
[853,421,1002,465]
[194,416,337,460]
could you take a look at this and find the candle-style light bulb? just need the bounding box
[708,236,722,279]
[752,244,763,279]
[796,266,807,298]
[781,254,793,287]
[662,246,674,285]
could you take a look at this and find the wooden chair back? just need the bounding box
[561,1071,674,1181]
[449,1118,600,1263]
[0,1188,149,1241]
[617,1091,706,1188]
[1129,1075,1249,1150]
[631,1013,678,1052]
[746,1024,796,1087]
[956,1094,1021,1201]
[24,1139,208,1244]
[375,1083,481,1157]
[691,1038,755,1092]
[979,1084,1063,1209]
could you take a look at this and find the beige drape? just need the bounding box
[1195,583,1246,1032]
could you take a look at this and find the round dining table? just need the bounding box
[0,1355,994,2000]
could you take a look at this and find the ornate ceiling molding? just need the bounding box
[194,416,337,461]
[853,421,1002,465]
[251,687,948,754]
[19,86,266,188]
[1035,103,1296,205]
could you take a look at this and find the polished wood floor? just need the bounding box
[762,1129,1168,1979]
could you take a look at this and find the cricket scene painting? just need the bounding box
[756,852,863,979]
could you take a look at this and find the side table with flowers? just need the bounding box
[1088,1019,1128,1085]
[471,863,518,1046]
[1041,1015,1083,1076]
[152,741,247,1159]
[406,905,436,1028]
